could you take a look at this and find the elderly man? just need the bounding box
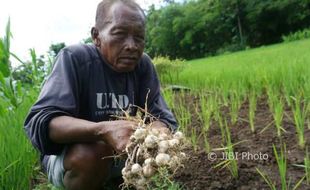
[24,0,177,189]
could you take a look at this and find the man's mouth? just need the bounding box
[119,56,138,61]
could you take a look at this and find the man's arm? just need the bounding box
[24,48,81,155]
[49,116,135,153]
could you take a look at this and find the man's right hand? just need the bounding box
[97,120,136,153]
[49,116,137,153]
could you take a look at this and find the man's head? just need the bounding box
[91,0,146,73]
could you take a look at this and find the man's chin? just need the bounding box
[115,64,136,73]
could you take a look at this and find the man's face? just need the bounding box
[96,3,145,73]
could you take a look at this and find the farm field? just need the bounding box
[160,39,310,189]
[1,39,310,189]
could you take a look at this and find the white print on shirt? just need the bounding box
[95,93,133,117]
[96,93,129,109]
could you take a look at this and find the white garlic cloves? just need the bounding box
[155,153,171,166]
[131,163,142,174]
[144,135,158,148]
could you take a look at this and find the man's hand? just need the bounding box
[97,120,137,153]
[150,120,170,134]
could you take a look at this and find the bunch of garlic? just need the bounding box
[122,124,187,190]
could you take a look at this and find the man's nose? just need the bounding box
[124,36,138,51]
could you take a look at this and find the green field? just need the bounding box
[173,39,310,93]
[161,39,310,189]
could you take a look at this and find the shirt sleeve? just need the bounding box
[138,55,178,131]
[24,49,80,155]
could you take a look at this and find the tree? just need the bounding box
[145,0,310,59]
[49,42,66,57]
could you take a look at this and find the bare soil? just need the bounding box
[174,93,310,190]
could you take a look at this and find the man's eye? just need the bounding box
[135,35,145,41]
[112,32,126,37]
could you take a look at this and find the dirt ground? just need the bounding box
[174,94,310,190]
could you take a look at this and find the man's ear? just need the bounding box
[91,27,100,47]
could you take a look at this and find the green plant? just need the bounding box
[147,167,183,190]
[162,89,175,110]
[291,95,308,149]
[256,167,276,190]
[256,144,305,190]
[0,19,23,111]
[249,91,257,132]
[153,56,185,84]
[0,94,38,189]
[173,92,191,133]
[306,148,310,185]
[214,119,238,178]
[198,94,214,132]
[282,28,310,42]
[190,127,198,152]
[202,132,211,153]
[229,90,243,125]
[274,144,287,189]
[267,89,285,137]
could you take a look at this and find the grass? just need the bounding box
[267,90,285,137]
[0,94,38,189]
[256,144,305,190]
[306,148,310,185]
[274,144,288,189]
[176,39,310,91]
[229,91,243,125]
[248,91,257,132]
[291,95,308,149]
[213,119,239,178]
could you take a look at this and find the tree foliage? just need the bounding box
[49,42,66,57]
[145,0,310,59]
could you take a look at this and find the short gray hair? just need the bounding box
[95,0,146,30]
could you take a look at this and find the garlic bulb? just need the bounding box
[180,152,187,159]
[168,139,180,148]
[143,164,155,178]
[158,140,169,153]
[144,135,158,148]
[158,133,169,141]
[155,153,171,166]
[169,155,180,170]
[150,128,160,136]
[173,131,184,140]
[144,158,154,165]
[122,168,132,179]
[136,177,146,186]
[131,163,142,174]
[133,128,147,140]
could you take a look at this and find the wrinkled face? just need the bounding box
[93,3,145,72]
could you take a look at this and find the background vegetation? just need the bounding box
[146,0,310,59]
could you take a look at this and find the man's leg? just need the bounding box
[63,141,113,190]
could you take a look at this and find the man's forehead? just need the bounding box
[106,2,145,24]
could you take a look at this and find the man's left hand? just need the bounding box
[150,120,170,134]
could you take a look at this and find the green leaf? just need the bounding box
[0,18,12,77]
[0,70,5,85]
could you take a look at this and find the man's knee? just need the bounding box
[64,142,113,170]
[63,142,114,190]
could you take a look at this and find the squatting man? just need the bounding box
[24,0,178,189]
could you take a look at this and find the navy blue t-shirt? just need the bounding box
[24,44,178,170]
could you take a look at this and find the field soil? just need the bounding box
[174,93,310,190]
